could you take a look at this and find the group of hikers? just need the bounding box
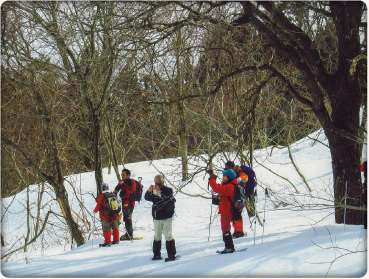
[93,161,256,260]
[93,159,367,260]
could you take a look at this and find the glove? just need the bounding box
[209,173,217,181]
[206,170,213,175]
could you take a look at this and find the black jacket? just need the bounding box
[144,185,175,220]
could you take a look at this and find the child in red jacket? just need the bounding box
[94,183,121,247]
[209,169,237,253]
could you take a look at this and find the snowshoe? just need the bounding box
[165,255,180,262]
[132,237,144,240]
[120,234,132,241]
[216,247,248,254]
[152,255,163,261]
[99,243,111,247]
[217,247,235,254]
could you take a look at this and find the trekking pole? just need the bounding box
[208,200,212,242]
[253,218,257,246]
[127,232,134,243]
[208,180,212,242]
[344,182,347,230]
[262,188,269,244]
[92,213,96,249]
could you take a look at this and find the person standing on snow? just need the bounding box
[114,169,136,240]
[144,175,177,261]
[224,161,247,238]
[208,169,237,253]
[93,183,121,247]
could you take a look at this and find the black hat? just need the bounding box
[225,161,235,170]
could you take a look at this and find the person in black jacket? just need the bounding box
[144,174,177,261]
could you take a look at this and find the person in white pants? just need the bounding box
[144,175,177,261]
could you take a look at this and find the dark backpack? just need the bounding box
[103,192,121,215]
[212,191,220,205]
[129,178,144,202]
[240,165,257,197]
[229,182,246,221]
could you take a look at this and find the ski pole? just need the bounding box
[208,195,212,242]
[262,188,268,244]
[253,218,257,246]
[92,213,96,249]
[207,173,212,241]
[344,182,347,230]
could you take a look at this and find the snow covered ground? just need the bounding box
[1,129,367,277]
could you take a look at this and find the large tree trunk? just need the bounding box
[328,1,364,225]
[328,133,363,224]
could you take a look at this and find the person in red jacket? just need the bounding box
[114,169,136,240]
[225,161,248,238]
[209,169,237,253]
[94,183,121,247]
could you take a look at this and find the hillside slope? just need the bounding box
[1,130,367,277]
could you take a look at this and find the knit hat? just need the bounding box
[222,169,236,180]
[101,183,109,192]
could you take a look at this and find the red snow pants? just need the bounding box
[232,218,244,232]
[221,215,232,232]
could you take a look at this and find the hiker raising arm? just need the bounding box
[208,169,237,254]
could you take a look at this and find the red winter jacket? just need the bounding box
[209,177,237,217]
[94,191,120,222]
[114,179,136,206]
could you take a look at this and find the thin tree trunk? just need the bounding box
[92,112,103,196]
[176,29,188,181]
[178,101,188,181]
[106,117,120,181]
[24,186,30,252]
[55,186,85,246]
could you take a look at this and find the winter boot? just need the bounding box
[165,239,177,261]
[101,230,112,246]
[120,233,132,241]
[232,231,245,238]
[152,240,162,260]
[221,231,234,253]
[112,229,120,244]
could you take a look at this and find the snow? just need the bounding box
[1,129,367,277]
